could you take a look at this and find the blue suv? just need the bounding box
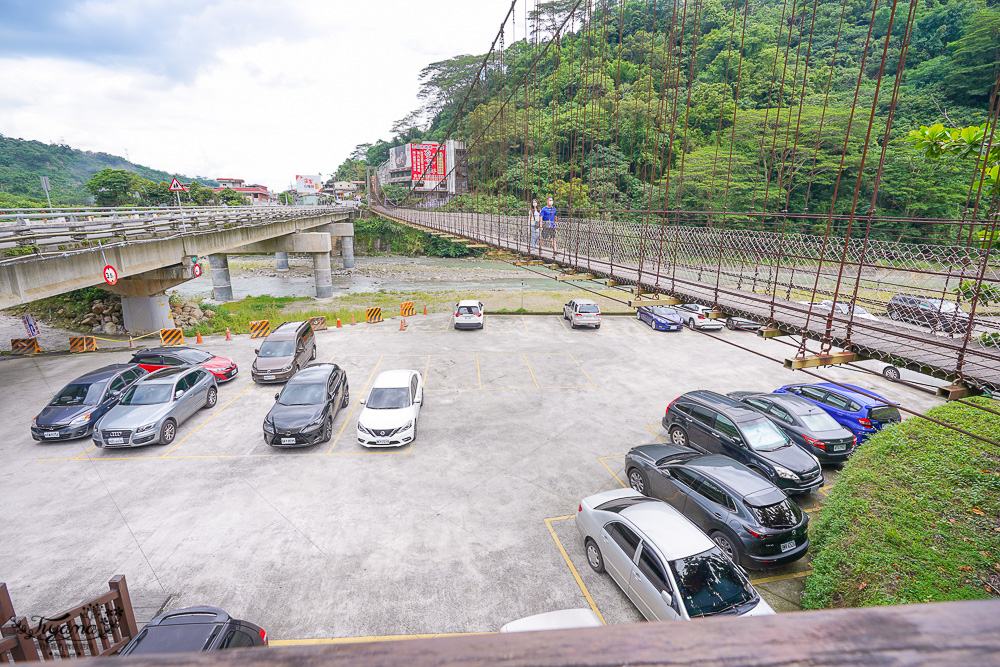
[773,383,901,442]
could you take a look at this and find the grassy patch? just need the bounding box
[4,286,114,328]
[802,398,1000,609]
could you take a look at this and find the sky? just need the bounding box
[0,0,516,192]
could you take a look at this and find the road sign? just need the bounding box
[103,264,118,285]
[169,177,185,192]
[40,176,50,192]
[22,313,40,338]
[192,263,202,278]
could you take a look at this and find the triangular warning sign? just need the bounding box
[168,177,185,192]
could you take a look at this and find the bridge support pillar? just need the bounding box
[209,254,233,301]
[342,236,355,269]
[121,295,174,335]
[275,252,290,272]
[313,252,333,298]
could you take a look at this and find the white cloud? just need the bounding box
[0,0,518,192]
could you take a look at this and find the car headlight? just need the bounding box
[401,420,413,431]
[263,421,275,433]
[280,364,293,372]
[135,423,157,434]
[357,423,371,435]
[773,465,799,481]
[303,417,324,433]
[69,414,91,426]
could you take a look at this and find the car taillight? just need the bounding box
[858,417,873,428]
[744,525,766,539]
[455,313,460,317]
[666,397,678,414]
[578,503,582,512]
[259,628,267,645]
[803,435,826,450]
[697,314,705,319]
[476,312,482,317]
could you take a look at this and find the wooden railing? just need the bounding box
[71,598,1000,666]
[0,576,138,662]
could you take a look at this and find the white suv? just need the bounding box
[563,299,602,329]
[454,300,485,330]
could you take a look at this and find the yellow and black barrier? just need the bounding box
[11,338,42,355]
[400,302,415,317]
[249,320,270,339]
[69,336,98,353]
[309,316,328,331]
[366,307,383,323]
[159,328,184,346]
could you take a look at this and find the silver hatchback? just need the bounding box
[93,366,218,448]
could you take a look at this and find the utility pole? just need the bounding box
[40,176,53,213]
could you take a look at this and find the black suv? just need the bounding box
[624,443,809,568]
[263,363,350,447]
[118,607,266,655]
[662,391,824,494]
[886,294,968,334]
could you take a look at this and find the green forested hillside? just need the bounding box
[348,0,1000,244]
[0,134,218,207]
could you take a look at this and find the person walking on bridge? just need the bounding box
[540,197,558,252]
[529,199,542,248]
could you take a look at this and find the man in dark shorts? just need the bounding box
[540,197,558,251]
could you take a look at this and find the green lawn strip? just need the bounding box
[803,398,1000,609]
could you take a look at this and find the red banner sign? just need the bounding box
[410,143,446,181]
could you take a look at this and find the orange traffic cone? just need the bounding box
[400,317,406,331]
[336,317,342,328]
[196,330,203,344]
[225,327,231,340]
[423,305,427,315]
[350,314,356,326]
[129,337,134,349]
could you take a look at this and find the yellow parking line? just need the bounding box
[484,315,489,332]
[559,317,571,332]
[544,516,606,624]
[598,455,627,488]
[476,354,482,390]
[522,315,528,331]
[270,632,490,646]
[160,383,253,457]
[331,443,413,456]
[818,484,833,496]
[644,425,667,443]
[750,570,812,585]
[423,355,431,391]
[326,355,383,455]
[73,445,98,461]
[567,353,597,388]
[523,355,540,389]
[443,315,453,332]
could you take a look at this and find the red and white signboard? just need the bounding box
[295,175,323,194]
[168,177,185,192]
[410,143,446,181]
[192,263,202,278]
[103,264,118,286]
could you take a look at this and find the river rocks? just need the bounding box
[80,297,125,335]
[170,299,210,329]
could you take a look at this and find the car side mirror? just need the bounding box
[254,348,260,355]
[112,390,122,398]
[174,390,183,400]
[359,397,366,405]
[274,393,281,401]
[660,590,677,610]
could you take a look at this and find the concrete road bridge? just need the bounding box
[376,204,1000,395]
[0,205,355,332]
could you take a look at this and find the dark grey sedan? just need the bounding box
[32,364,148,441]
[624,443,809,568]
[728,391,856,463]
[264,363,350,447]
[93,366,217,447]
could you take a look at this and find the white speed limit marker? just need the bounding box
[103,264,118,285]
[192,263,202,278]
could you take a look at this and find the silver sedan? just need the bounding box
[93,366,218,448]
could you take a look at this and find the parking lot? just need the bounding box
[0,312,943,642]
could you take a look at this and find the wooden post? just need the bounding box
[1,618,40,661]
[109,575,139,640]
[0,583,14,624]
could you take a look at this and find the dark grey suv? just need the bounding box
[119,606,266,655]
[662,391,824,494]
[624,443,809,568]
[886,294,968,334]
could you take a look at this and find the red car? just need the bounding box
[129,346,238,382]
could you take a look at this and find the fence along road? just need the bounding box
[376,205,1000,392]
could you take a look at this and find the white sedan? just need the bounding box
[357,370,423,447]
[676,303,724,330]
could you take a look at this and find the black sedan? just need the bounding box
[728,391,856,462]
[119,606,266,655]
[624,443,809,568]
[31,364,148,441]
[263,363,349,447]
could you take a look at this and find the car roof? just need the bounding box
[809,383,891,406]
[372,370,415,387]
[122,607,232,655]
[74,364,140,382]
[682,390,763,422]
[619,501,714,561]
[743,392,826,415]
[573,298,598,305]
[291,364,336,382]
[457,299,481,306]
[143,367,191,383]
[135,346,197,355]
[684,456,774,496]
[266,321,308,339]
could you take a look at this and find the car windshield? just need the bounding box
[175,348,214,364]
[258,340,294,357]
[870,405,901,423]
[799,411,841,431]
[749,499,802,528]
[670,547,755,617]
[650,307,679,317]
[50,382,106,406]
[121,383,173,405]
[279,383,325,405]
[929,300,960,313]
[740,418,789,452]
[458,306,479,314]
[366,387,410,409]
[578,304,600,313]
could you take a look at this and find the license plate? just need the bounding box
[263,375,275,380]
[834,444,846,452]
[780,540,796,553]
[107,437,125,445]
[44,431,60,438]
[280,437,295,445]
[376,438,390,445]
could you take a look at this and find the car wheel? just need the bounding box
[310,345,317,361]
[204,386,218,409]
[585,538,605,573]
[341,385,350,408]
[687,318,695,328]
[321,416,333,443]
[648,318,656,329]
[160,419,177,445]
[749,466,773,483]
[636,311,642,321]
[726,320,735,330]
[669,426,688,447]
[571,323,579,329]
[882,366,901,381]
[627,468,648,495]
[712,531,741,566]
[595,324,600,329]
[888,310,900,321]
